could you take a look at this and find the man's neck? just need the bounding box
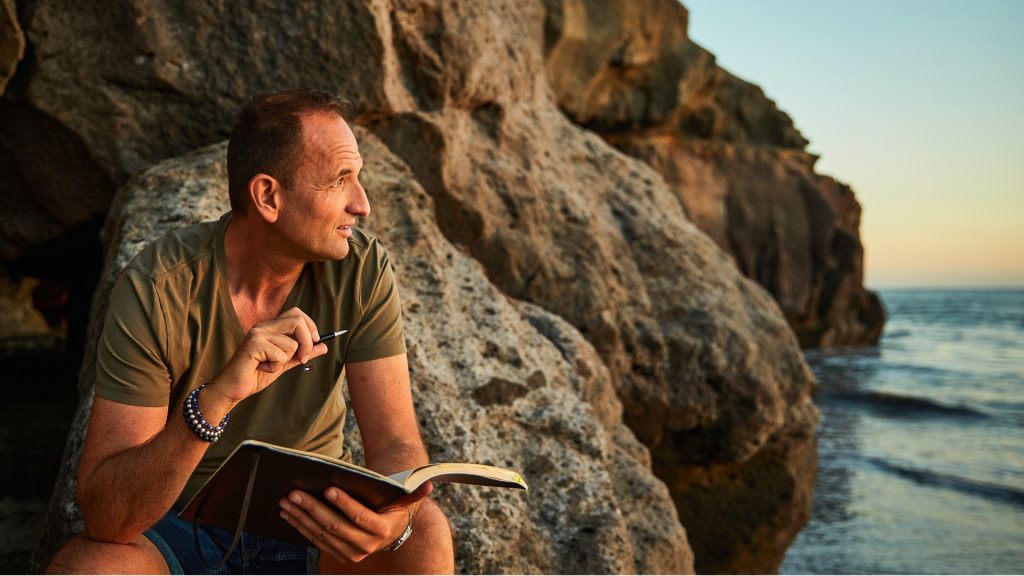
[223,214,304,306]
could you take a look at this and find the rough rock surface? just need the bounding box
[1,497,47,572]
[18,0,824,573]
[367,8,819,569]
[620,137,885,347]
[0,0,22,95]
[0,271,49,338]
[0,94,116,261]
[378,102,818,575]
[33,135,695,574]
[543,0,884,347]
[542,0,807,148]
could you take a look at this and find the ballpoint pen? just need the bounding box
[302,329,348,372]
[315,330,348,345]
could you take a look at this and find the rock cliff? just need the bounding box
[3,0,831,573]
[0,0,23,95]
[543,0,884,347]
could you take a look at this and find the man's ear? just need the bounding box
[248,173,281,223]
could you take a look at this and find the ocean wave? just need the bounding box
[828,389,989,419]
[866,457,1024,509]
[877,361,976,380]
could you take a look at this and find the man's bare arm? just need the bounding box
[278,353,431,563]
[76,396,235,543]
[77,308,326,543]
[347,353,428,476]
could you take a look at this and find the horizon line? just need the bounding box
[867,285,1024,291]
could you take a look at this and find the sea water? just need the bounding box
[781,289,1024,574]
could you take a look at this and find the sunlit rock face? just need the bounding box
[9,0,832,573]
[543,0,884,349]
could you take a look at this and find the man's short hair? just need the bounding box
[227,89,353,215]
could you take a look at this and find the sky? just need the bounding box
[683,0,1024,289]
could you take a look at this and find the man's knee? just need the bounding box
[411,499,454,571]
[416,499,452,542]
[45,532,169,575]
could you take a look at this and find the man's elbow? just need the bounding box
[77,481,147,545]
[79,508,149,546]
[82,525,138,546]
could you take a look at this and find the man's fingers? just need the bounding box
[280,492,376,560]
[257,308,322,364]
[295,310,332,363]
[411,481,433,500]
[280,505,316,541]
[254,332,299,372]
[326,487,384,533]
[300,311,321,348]
[311,342,328,359]
[280,503,362,562]
[218,308,330,400]
[263,312,314,363]
[293,319,315,365]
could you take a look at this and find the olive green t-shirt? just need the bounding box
[94,213,406,509]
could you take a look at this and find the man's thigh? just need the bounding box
[318,498,454,575]
[144,509,315,574]
[46,532,170,575]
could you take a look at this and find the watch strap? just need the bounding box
[385,509,414,551]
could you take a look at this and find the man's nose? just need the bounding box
[348,179,371,218]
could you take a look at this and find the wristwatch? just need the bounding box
[385,509,414,551]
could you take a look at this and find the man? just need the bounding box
[47,89,455,574]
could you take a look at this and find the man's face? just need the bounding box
[277,112,369,262]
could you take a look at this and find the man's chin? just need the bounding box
[327,241,351,261]
[301,242,349,263]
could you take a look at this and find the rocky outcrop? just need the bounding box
[619,137,885,347]
[0,271,49,338]
[542,0,884,348]
[0,99,117,261]
[542,0,807,149]
[2,0,881,345]
[15,0,823,573]
[0,0,22,95]
[34,135,695,574]
[376,103,819,573]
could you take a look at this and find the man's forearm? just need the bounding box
[365,438,431,516]
[365,438,429,477]
[78,397,235,543]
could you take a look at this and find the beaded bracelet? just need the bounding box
[183,383,231,443]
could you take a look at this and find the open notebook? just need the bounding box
[179,440,528,547]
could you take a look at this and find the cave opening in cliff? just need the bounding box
[0,215,103,501]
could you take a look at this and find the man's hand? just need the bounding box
[209,307,327,404]
[278,483,433,563]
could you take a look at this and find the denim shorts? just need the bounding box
[143,509,319,574]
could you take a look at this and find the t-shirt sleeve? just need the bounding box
[94,267,173,407]
[345,244,407,363]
